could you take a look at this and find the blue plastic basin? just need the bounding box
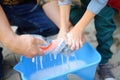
[14,42,101,80]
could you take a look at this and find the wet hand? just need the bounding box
[57,24,73,41]
[9,35,46,58]
[67,27,85,50]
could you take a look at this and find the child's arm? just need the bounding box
[58,0,109,50]
[42,0,72,40]
[67,9,95,50]
[68,0,109,50]
[58,4,73,40]
[56,0,73,40]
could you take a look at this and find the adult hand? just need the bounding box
[0,6,45,58]
[4,34,45,58]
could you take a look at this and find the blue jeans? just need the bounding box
[0,3,59,78]
[1,3,59,37]
[0,48,3,78]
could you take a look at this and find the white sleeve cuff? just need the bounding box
[58,0,72,6]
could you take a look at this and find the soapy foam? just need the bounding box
[30,60,86,80]
[31,35,85,80]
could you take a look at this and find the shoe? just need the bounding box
[0,48,3,78]
[98,63,116,80]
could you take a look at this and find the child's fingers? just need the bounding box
[66,33,72,47]
[70,40,76,50]
[75,41,80,50]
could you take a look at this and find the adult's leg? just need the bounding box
[0,48,3,79]
[2,3,59,37]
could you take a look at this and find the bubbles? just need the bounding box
[31,35,85,80]
[30,59,86,80]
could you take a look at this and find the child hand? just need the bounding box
[67,27,85,50]
[57,24,73,42]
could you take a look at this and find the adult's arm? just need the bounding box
[0,5,44,58]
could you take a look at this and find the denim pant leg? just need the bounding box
[94,6,116,64]
[2,3,59,37]
[0,48,3,78]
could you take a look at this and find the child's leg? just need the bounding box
[94,6,116,64]
[95,6,116,80]
[70,0,90,25]
[70,5,86,25]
